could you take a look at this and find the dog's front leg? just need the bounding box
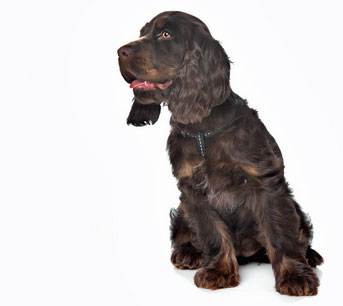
[179,182,239,290]
[170,202,203,270]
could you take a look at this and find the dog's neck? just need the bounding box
[171,91,247,135]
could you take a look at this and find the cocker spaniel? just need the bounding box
[117,11,323,296]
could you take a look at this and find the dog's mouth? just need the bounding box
[130,79,173,90]
[125,72,173,91]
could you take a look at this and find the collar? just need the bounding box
[180,116,244,157]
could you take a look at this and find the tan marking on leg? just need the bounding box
[194,219,239,290]
[216,220,239,277]
[263,231,275,264]
[279,256,293,274]
[172,203,191,245]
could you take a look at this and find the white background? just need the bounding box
[0,0,342,305]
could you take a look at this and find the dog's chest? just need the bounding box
[176,157,250,211]
[169,130,259,211]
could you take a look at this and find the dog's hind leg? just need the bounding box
[293,200,324,268]
[260,196,320,296]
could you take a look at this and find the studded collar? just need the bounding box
[179,116,244,157]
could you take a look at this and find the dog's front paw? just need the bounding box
[276,264,319,296]
[194,268,239,290]
[171,245,203,270]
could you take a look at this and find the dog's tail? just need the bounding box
[306,247,324,267]
[237,247,324,267]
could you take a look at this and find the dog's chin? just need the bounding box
[133,88,168,105]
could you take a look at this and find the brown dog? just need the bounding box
[118,11,323,295]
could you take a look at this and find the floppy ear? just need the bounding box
[127,100,161,126]
[168,36,231,124]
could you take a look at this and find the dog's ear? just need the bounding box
[127,100,161,126]
[168,35,231,124]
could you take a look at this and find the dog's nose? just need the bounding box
[118,45,134,61]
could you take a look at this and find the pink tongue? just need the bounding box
[130,80,156,90]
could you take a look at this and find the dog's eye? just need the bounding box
[158,31,172,40]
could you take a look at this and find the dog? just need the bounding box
[117,11,323,296]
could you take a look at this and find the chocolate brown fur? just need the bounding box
[118,11,323,295]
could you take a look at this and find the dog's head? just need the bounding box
[118,11,231,126]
